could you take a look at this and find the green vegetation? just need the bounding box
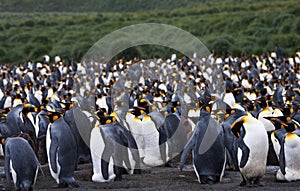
[0,0,224,13]
[0,0,299,64]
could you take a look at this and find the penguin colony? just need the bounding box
[0,50,299,189]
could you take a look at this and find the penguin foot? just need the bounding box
[4,183,12,191]
[69,181,80,188]
[57,182,69,188]
[114,175,122,181]
[200,175,219,185]
[239,180,247,187]
[133,169,142,174]
[165,161,176,168]
[206,180,215,185]
[254,179,263,187]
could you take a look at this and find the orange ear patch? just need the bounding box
[205,106,211,113]
[53,115,59,121]
[1,138,5,145]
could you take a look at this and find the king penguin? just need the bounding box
[90,118,118,182]
[230,112,268,186]
[44,111,79,188]
[180,95,226,184]
[4,137,39,191]
[270,120,300,182]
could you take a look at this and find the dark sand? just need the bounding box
[1,155,298,191]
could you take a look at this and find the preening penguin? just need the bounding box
[4,137,39,191]
[231,113,268,186]
[222,107,247,171]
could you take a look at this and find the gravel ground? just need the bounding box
[0,155,299,191]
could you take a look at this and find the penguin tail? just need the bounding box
[200,175,220,185]
[38,163,45,177]
[20,180,33,191]
[68,181,80,188]
[179,134,195,171]
[60,177,80,188]
[64,178,80,188]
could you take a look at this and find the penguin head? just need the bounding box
[95,108,117,125]
[200,89,212,106]
[230,115,249,138]
[60,101,74,111]
[281,107,294,117]
[110,112,118,122]
[131,107,145,118]
[285,121,298,132]
[255,97,268,108]
[138,98,151,113]
[224,107,237,120]
[0,107,10,118]
[23,103,38,114]
[103,116,116,124]
[42,110,63,123]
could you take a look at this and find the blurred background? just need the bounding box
[0,0,299,63]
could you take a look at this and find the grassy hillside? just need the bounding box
[0,0,209,12]
[0,0,299,64]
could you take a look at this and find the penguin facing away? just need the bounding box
[4,137,39,191]
[44,111,79,188]
[180,102,226,184]
[159,106,187,167]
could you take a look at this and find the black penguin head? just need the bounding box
[129,107,145,117]
[42,110,63,123]
[60,101,74,111]
[281,107,294,117]
[255,97,267,108]
[224,107,238,120]
[23,103,38,114]
[199,89,212,107]
[285,121,298,132]
[138,98,151,113]
[95,108,115,125]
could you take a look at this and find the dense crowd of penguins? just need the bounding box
[0,50,300,190]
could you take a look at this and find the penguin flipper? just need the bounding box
[49,139,58,173]
[179,133,195,171]
[274,129,287,175]
[237,127,250,168]
[279,139,286,175]
[4,144,12,186]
